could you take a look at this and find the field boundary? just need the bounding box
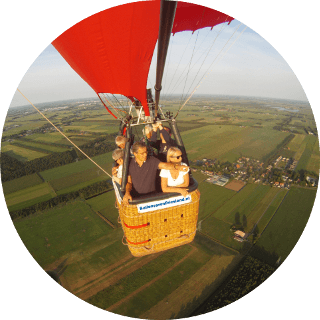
[107,245,197,312]
[96,210,116,228]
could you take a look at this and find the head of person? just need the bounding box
[132,141,148,163]
[112,148,124,165]
[115,135,128,149]
[167,147,182,164]
[143,125,153,139]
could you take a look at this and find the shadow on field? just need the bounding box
[46,258,69,284]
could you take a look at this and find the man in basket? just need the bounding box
[123,142,189,205]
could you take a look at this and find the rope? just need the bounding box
[17,89,113,179]
[175,24,247,118]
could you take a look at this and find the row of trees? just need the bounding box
[9,179,113,220]
[0,150,78,182]
[193,256,275,315]
[1,133,117,182]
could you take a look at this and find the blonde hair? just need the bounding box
[167,147,182,162]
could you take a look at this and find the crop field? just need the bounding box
[11,140,68,153]
[12,192,238,318]
[256,189,288,233]
[2,120,47,137]
[306,139,320,173]
[199,184,286,248]
[2,173,43,195]
[86,192,119,226]
[225,180,245,191]
[1,144,47,161]
[30,132,66,143]
[246,187,281,231]
[182,125,290,162]
[212,184,259,220]
[224,185,271,225]
[295,135,318,171]
[40,152,113,181]
[49,165,112,194]
[252,187,317,265]
[13,201,114,266]
[197,181,236,221]
[5,182,56,212]
[288,134,305,152]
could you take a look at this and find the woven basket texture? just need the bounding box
[117,189,200,257]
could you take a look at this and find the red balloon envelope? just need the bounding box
[52,1,233,118]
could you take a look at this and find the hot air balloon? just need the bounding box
[52,0,233,257]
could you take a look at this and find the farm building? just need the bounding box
[233,230,246,242]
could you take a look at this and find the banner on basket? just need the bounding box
[137,195,191,213]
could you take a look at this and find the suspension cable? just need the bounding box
[175,24,247,118]
[17,89,113,179]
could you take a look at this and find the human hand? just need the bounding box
[112,166,118,176]
[152,123,158,131]
[123,192,132,205]
[179,188,188,198]
[177,165,189,172]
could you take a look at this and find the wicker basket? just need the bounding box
[116,189,200,257]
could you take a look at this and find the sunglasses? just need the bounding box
[171,155,182,159]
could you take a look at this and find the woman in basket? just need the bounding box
[160,147,189,197]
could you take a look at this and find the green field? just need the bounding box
[13,201,114,266]
[252,187,317,265]
[49,165,111,194]
[2,173,43,195]
[295,135,318,171]
[212,184,259,220]
[197,181,236,221]
[86,192,120,226]
[224,185,271,225]
[40,152,113,181]
[5,182,56,212]
[2,144,47,161]
[182,125,290,162]
[11,140,68,153]
[256,189,288,233]
[306,137,320,173]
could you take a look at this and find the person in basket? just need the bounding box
[123,142,189,205]
[160,147,189,197]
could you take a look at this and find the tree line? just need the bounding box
[192,256,275,315]
[9,179,113,220]
[1,133,117,182]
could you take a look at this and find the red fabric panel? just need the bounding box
[52,1,161,116]
[172,1,233,35]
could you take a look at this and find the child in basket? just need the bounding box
[112,148,124,185]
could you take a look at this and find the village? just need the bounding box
[191,154,318,190]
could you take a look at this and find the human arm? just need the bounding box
[149,125,158,143]
[161,177,189,197]
[158,162,189,172]
[112,165,119,176]
[123,175,133,205]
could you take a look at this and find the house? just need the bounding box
[234,230,246,242]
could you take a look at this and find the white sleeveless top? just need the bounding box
[160,163,189,187]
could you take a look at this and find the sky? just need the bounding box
[8,4,309,108]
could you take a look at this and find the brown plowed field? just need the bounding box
[225,180,245,191]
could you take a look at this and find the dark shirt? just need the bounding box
[150,129,176,162]
[128,156,161,197]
